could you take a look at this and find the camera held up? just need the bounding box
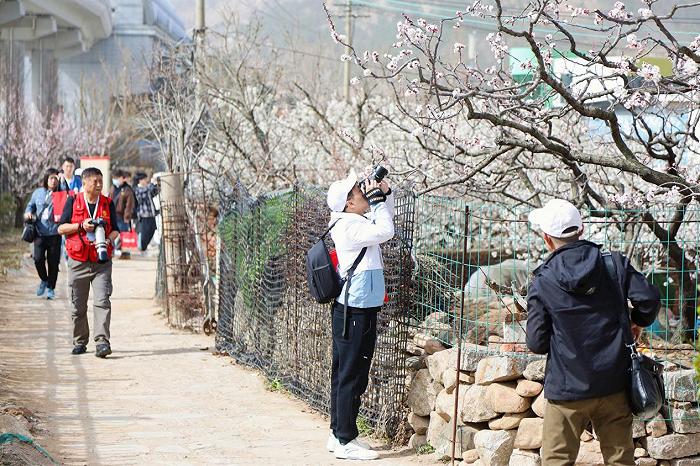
[359,165,388,193]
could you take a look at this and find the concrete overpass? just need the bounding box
[0,0,113,58]
[0,0,187,113]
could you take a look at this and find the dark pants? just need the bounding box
[137,217,157,251]
[33,235,61,289]
[116,217,130,233]
[330,302,379,444]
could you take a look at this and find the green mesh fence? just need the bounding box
[410,196,698,440]
[215,183,415,437]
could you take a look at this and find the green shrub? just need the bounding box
[416,443,435,455]
[0,193,17,228]
[356,416,374,437]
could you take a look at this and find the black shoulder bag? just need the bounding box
[602,251,665,419]
[21,193,51,243]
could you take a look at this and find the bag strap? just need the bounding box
[601,251,638,357]
[341,246,368,338]
[319,220,340,240]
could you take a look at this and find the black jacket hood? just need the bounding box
[537,240,603,295]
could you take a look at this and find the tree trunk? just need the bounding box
[13,195,24,228]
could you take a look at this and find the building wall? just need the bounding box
[56,0,187,112]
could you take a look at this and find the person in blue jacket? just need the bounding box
[527,199,660,466]
[24,169,62,299]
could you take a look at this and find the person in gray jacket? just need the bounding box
[24,169,62,299]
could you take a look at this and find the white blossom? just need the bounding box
[638,8,653,19]
[639,63,661,83]
[454,42,466,54]
[626,34,642,50]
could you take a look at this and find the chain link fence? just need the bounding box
[215,183,415,436]
[411,198,699,366]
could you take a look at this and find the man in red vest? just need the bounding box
[57,167,120,358]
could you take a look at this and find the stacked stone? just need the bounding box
[404,336,700,466]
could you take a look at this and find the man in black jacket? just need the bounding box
[526,199,660,466]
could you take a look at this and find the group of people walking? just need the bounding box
[23,158,160,358]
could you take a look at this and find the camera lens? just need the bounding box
[373,165,388,182]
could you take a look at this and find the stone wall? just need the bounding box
[404,335,700,465]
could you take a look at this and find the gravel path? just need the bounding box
[0,257,427,465]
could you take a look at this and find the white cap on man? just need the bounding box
[327,172,358,212]
[528,199,583,238]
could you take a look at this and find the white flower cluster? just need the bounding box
[608,2,632,21]
[486,32,508,62]
[638,8,653,19]
[639,63,662,83]
[566,6,591,17]
[626,34,642,50]
[454,42,465,54]
[464,1,493,18]
[689,35,700,51]
[678,58,699,75]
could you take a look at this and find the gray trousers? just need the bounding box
[67,258,113,345]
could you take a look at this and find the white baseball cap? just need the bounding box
[528,199,583,238]
[327,172,358,212]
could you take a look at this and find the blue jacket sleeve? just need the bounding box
[623,257,660,327]
[526,279,552,354]
[25,190,38,214]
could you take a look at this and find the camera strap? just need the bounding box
[83,192,99,242]
[83,192,98,220]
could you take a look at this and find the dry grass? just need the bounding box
[0,228,28,278]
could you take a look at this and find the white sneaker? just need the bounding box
[327,432,338,452]
[334,439,379,460]
[327,433,370,452]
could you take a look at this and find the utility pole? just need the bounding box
[194,0,206,107]
[343,0,352,103]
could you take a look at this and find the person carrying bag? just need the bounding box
[526,199,661,466]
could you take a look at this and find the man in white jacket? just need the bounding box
[325,171,394,461]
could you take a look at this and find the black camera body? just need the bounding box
[359,165,388,192]
[89,218,109,264]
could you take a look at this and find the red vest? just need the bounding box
[65,194,114,262]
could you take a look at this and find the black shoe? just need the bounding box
[72,344,87,355]
[95,344,112,358]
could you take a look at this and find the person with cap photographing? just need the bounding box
[324,170,394,461]
[526,199,660,466]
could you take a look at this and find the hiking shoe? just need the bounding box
[46,288,55,300]
[334,439,379,460]
[71,344,87,355]
[95,344,112,358]
[36,281,47,296]
[327,433,369,452]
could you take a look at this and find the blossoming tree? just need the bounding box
[325,0,700,340]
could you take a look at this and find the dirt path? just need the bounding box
[0,256,429,465]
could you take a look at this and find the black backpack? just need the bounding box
[306,220,366,304]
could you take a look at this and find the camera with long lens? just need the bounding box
[359,165,388,192]
[89,218,109,264]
